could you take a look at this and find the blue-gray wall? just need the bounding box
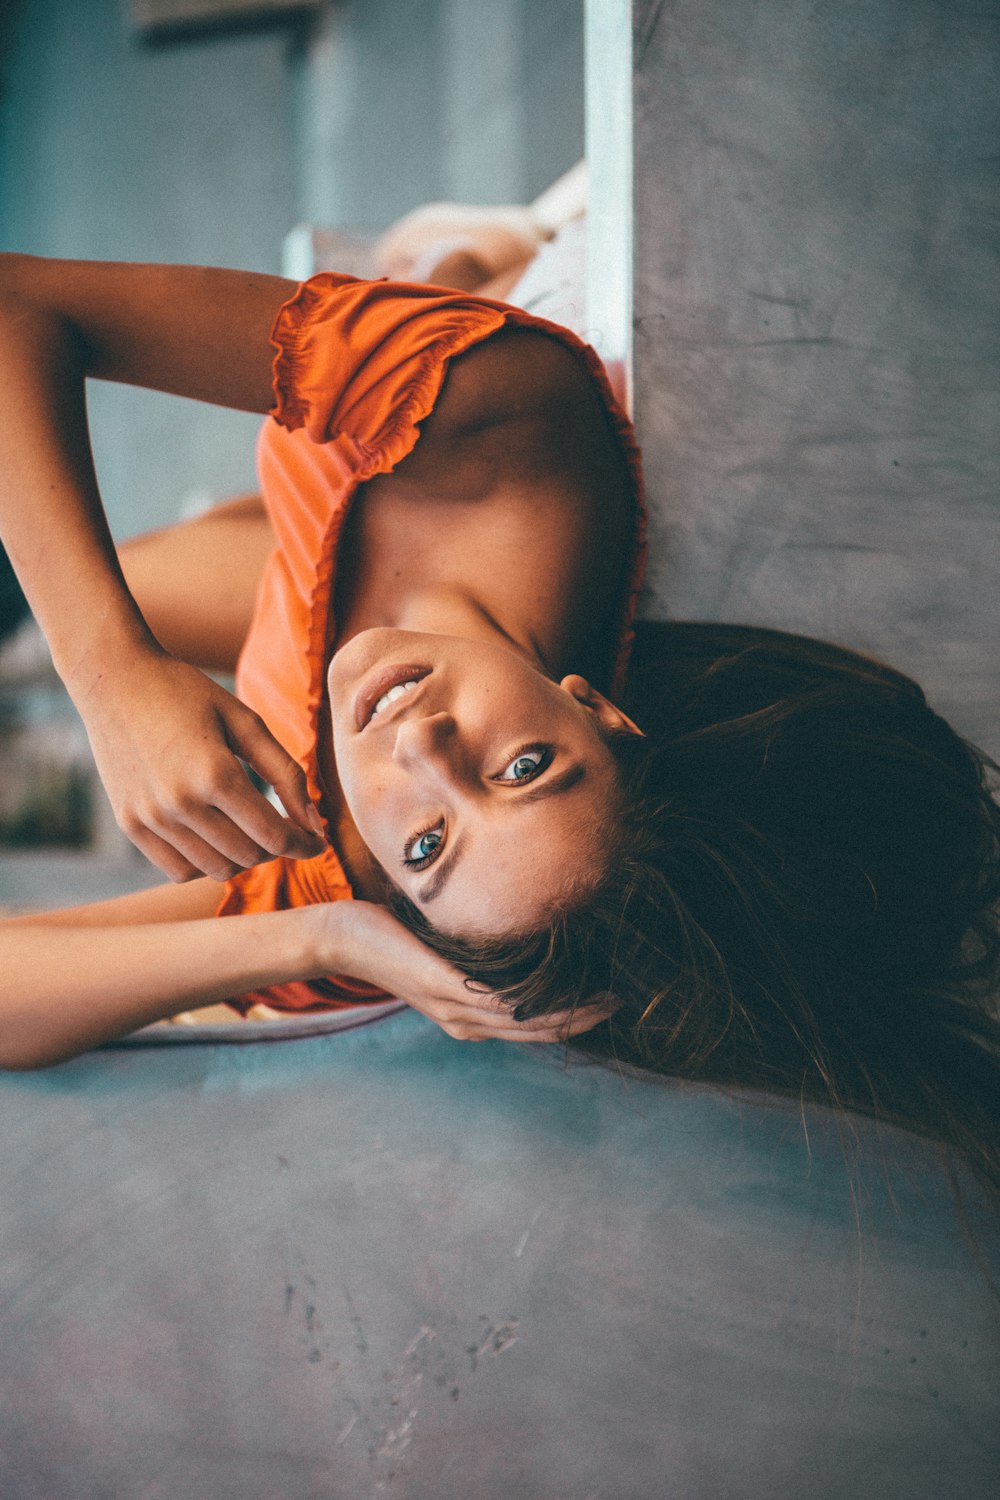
[296,0,584,230]
[0,0,299,535]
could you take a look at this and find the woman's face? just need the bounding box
[328,628,637,935]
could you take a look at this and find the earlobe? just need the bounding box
[559,674,644,737]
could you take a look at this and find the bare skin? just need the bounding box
[118,492,275,672]
[0,250,632,1065]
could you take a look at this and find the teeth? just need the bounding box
[370,679,419,720]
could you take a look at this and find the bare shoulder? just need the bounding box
[431,325,601,440]
[355,322,636,687]
[394,322,627,506]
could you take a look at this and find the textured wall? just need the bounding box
[631,0,1000,757]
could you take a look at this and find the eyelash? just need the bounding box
[400,744,554,870]
[495,742,553,784]
[401,820,445,871]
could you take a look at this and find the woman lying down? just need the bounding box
[0,248,998,1208]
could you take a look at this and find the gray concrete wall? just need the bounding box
[629,0,1000,757]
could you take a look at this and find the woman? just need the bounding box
[0,249,640,1064]
[1,251,999,1208]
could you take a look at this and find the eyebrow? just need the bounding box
[509,761,586,809]
[416,763,587,904]
[417,831,469,904]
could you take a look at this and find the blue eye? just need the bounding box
[495,746,551,783]
[402,823,444,868]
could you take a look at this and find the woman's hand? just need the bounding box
[71,642,325,882]
[0,260,315,884]
[321,901,610,1044]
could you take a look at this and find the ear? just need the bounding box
[559,674,644,737]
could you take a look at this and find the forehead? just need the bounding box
[423,762,619,934]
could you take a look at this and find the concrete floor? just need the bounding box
[0,850,159,912]
[1,1013,997,1500]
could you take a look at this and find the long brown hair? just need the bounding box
[392,622,1000,1198]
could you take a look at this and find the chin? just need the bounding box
[330,627,413,693]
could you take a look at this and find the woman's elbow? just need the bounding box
[0,1028,91,1073]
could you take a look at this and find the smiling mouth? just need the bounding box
[355,664,432,731]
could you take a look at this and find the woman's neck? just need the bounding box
[331,461,622,700]
[377,584,554,672]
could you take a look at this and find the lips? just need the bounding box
[354,663,431,731]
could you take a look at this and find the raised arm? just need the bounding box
[0,254,325,880]
[0,254,289,405]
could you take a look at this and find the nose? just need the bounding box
[391,711,459,776]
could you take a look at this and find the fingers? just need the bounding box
[221,703,326,852]
[428,997,612,1045]
[120,779,323,882]
[335,904,612,1047]
[85,658,327,877]
[123,825,202,884]
[121,813,257,884]
[151,820,262,883]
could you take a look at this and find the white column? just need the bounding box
[584,0,633,413]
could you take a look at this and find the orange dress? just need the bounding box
[216,273,646,1012]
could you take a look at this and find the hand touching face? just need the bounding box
[319,899,613,1043]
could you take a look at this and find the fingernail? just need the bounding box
[306,806,325,837]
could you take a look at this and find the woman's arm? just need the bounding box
[0,254,289,407]
[0,881,607,1069]
[0,255,324,880]
[0,901,325,1070]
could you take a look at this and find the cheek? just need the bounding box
[345,797,398,876]
[333,745,393,835]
